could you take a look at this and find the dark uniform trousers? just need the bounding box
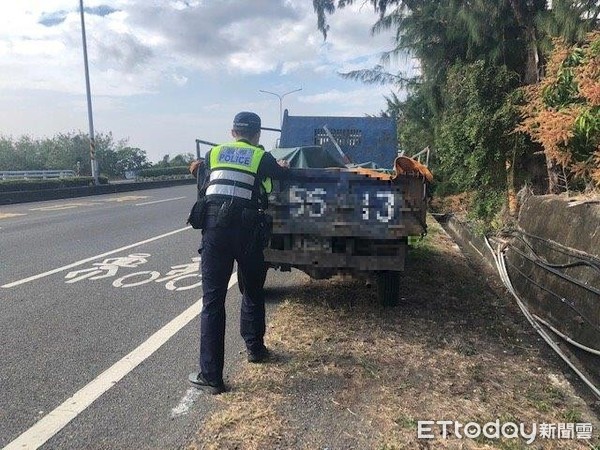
[199,221,266,384]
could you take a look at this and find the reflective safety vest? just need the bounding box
[206,141,272,205]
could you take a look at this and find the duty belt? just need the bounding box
[204,202,261,228]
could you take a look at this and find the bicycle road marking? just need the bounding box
[1,227,192,289]
[4,274,237,450]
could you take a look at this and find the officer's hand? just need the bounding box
[189,160,204,177]
[277,159,290,168]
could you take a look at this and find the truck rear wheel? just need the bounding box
[376,271,400,307]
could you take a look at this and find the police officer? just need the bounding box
[188,111,288,395]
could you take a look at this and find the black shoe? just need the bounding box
[247,346,270,363]
[188,372,227,395]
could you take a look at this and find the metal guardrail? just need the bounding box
[0,170,76,180]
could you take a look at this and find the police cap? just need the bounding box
[233,111,261,133]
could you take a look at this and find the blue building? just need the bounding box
[278,110,398,168]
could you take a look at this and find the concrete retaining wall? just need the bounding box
[442,196,599,386]
[0,178,196,205]
[506,195,600,351]
[444,216,497,270]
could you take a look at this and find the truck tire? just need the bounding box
[376,271,400,307]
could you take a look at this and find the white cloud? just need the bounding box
[172,73,188,86]
[0,0,408,95]
[298,86,401,110]
[0,1,413,162]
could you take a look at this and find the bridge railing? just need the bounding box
[0,170,77,180]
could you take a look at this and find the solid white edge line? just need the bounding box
[135,197,187,206]
[1,227,191,289]
[4,274,238,450]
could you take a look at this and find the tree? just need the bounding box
[115,147,150,173]
[168,153,195,167]
[0,137,14,171]
[155,154,171,168]
[313,0,598,83]
[154,153,194,168]
[44,132,91,174]
[313,0,600,208]
[518,32,600,191]
[0,131,151,178]
[538,0,600,46]
[381,88,435,155]
[438,61,527,216]
[13,136,44,170]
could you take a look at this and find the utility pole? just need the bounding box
[259,88,302,127]
[79,0,99,185]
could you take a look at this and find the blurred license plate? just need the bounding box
[287,184,399,224]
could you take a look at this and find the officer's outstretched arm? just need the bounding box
[189,159,205,177]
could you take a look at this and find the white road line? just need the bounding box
[29,202,95,212]
[4,274,238,450]
[102,196,148,203]
[135,197,187,206]
[0,213,26,219]
[1,227,191,289]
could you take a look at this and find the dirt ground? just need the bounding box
[188,217,600,450]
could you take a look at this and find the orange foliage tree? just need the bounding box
[518,32,600,192]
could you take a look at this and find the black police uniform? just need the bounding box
[197,139,287,388]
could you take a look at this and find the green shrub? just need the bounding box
[0,176,108,192]
[138,166,189,177]
[468,189,506,232]
[430,179,461,197]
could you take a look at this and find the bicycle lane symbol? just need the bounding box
[64,254,202,292]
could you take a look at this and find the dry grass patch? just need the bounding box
[188,392,289,450]
[430,192,472,219]
[190,217,599,449]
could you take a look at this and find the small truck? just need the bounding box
[263,112,430,306]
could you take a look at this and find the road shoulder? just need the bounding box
[188,218,600,449]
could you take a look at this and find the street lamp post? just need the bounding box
[79,0,99,185]
[259,88,302,127]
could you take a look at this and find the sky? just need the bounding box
[0,0,414,163]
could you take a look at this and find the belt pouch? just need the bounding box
[187,199,206,229]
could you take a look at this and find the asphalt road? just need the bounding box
[0,185,303,449]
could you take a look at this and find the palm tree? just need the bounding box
[538,0,600,45]
[314,0,599,84]
[313,0,600,196]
